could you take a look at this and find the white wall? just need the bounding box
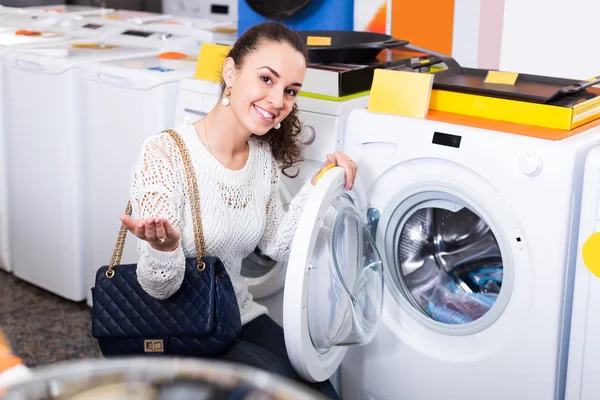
[500,0,600,80]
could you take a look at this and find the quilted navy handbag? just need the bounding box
[91,129,242,357]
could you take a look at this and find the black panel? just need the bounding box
[432,131,461,148]
[121,30,153,37]
[211,4,229,14]
[83,23,103,29]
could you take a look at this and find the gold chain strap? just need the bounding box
[106,129,207,278]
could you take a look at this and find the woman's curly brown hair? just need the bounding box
[221,22,308,178]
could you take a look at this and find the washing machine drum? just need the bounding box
[245,0,312,20]
[396,207,503,325]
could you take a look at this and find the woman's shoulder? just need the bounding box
[141,124,192,152]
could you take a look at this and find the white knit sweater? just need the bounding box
[129,123,314,325]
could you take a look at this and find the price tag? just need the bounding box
[368,69,434,118]
[484,70,519,85]
[307,36,331,46]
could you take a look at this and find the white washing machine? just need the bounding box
[329,108,600,400]
[172,77,369,326]
[565,146,600,400]
[3,27,203,301]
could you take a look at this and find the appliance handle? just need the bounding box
[68,9,115,17]
[15,59,44,71]
[127,14,173,24]
[97,73,131,86]
[559,76,600,94]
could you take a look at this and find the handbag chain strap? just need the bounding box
[105,129,207,279]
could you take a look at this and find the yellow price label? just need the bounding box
[484,70,519,85]
[368,69,434,119]
[307,36,331,46]
[194,43,232,82]
[583,232,600,278]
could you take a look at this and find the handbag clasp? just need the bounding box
[144,339,164,353]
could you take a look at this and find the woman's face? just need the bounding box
[224,41,306,136]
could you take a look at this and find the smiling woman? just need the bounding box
[115,22,358,400]
[217,23,308,177]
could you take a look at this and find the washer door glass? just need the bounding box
[307,194,384,353]
[395,204,502,325]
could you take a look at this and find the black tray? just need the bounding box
[295,30,409,64]
[432,65,600,103]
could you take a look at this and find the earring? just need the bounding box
[221,88,231,106]
[274,122,281,129]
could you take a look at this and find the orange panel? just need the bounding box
[426,110,600,141]
[365,3,388,34]
[391,0,455,55]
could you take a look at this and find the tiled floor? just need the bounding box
[0,270,102,367]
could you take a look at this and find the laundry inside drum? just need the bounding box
[396,206,503,325]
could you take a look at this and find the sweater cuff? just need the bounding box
[144,241,183,265]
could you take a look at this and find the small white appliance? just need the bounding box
[565,145,600,400]
[171,78,369,326]
[3,26,205,301]
[162,0,237,25]
[332,109,600,400]
[147,17,236,46]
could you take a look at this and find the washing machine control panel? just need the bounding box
[518,152,542,176]
[300,124,316,145]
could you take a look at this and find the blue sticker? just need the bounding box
[148,66,174,72]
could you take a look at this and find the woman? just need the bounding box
[120,22,357,399]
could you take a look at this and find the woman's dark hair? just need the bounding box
[222,22,308,177]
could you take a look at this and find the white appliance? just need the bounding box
[81,48,212,308]
[0,8,118,273]
[331,108,600,400]
[565,146,600,400]
[3,27,204,301]
[147,17,236,46]
[172,77,369,326]
[162,0,237,24]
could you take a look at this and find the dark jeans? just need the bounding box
[218,315,340,400]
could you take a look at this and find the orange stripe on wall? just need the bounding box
[391,0,455,55]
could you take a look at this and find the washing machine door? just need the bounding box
[245,0,312,20]
[283,166,384,383]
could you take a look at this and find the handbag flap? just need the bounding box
[91,257,217,339]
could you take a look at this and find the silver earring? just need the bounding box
[221,88,231,106]
[274,122,281,129]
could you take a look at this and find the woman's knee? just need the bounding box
[218,339,297,379]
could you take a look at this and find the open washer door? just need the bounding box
[283,167,384,382]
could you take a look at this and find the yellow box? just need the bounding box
[429,89,600,130]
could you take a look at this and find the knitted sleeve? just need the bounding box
[258,158,314,262]
[129,132,187,300]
